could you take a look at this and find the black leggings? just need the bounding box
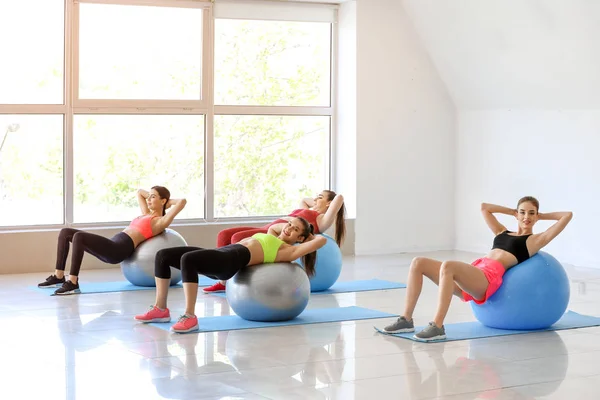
[55,228,135,276]
[155,244,251,283]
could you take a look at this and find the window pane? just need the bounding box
[0,1,64,104]
[214,115,329,218]
[78,4,203,100]
[73,115,204,223]
[0,115,63,226]
[215,20,331,106]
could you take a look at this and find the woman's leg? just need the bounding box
[384,257,463,333]
[432,261,488,327]
[68,231,133,283]
[217,226,257,247]
[205,227,268,291]
[181,246,250,313]
[134,246,203,324]
[154,246,203,309]
[230,228,268,244]
[55,228,81,278]
[403,257,464,320]
[171,246,250,333]
[230,227,269,244]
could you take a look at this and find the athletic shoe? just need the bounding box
[203,282,226,293]
[134,306,171,323]
[54,280,80,295]
[171,314,199,333]
[38,274,65,288]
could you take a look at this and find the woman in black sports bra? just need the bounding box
[382,196,572,341]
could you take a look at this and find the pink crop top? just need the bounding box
[288,209,321,233]
[128,215,159,239]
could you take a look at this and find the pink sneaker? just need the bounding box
[171,314,199,333]
[203,282,226,293]
[134,306,171,323]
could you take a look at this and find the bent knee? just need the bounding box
[440,261,458,275]
[410,256,429,271]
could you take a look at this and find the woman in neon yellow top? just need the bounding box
[134,216,327,333]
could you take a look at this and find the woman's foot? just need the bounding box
[203,282,226,293]
[414,322,446,341]
[38,274,66,288]
[54,280,80,295]
[171,314,199,333]
[134,306,171,323]
[383,316,415,333]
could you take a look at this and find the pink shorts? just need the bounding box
[461,257,506,305]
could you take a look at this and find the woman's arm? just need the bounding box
[480,203,515,235]
[299,197,315,209]
[529,211,573,251]
[137,189,150,215]
[155,198,187,231]
[267,223,286,237]
[316,194,344,232]
[278,235,327,261]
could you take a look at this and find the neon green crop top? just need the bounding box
[252,233,284,263]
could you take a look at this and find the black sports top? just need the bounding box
[492,231,532,263]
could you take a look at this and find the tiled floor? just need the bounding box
[3,250,600,399]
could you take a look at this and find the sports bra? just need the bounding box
[128,215,159,240]
[492,230,532,263]
[252,233,284,263]
[288,209,321,233]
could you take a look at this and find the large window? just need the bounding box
[78,3,203,101]
[214,17,333,217]
[73,115,205,223]
[214,20,331,106]
[0,115,64,226]
[214,115,329,218]
[0,0,336,228]
[0,0,64,104]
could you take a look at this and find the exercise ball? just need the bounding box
[121,228,186,287]
[471,252,570,330]
[226,262,310,322]
[295,233,343,292]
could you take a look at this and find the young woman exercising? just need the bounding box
[38,186,187,295]
[383,196,573,341]
[134,216,327,333]
[204,190,345,293]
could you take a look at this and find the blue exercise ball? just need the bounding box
[226,263,310,322]
[471,252,570,330]
[295,233,343,292]
[121,228,185,287]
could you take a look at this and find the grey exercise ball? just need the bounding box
[121,228,186,287]
[226,262,311,322]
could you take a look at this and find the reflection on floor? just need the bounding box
[2,250,600,399]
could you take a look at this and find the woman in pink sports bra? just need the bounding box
[381,196,573,341]
[37,186,187,296]
[204,190,346,293]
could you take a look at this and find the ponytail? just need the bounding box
[296,218,318,277]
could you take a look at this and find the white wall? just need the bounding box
[355,0,456,255]
[402,0,600,109]
[336,0,356,221]
[456,110,595,267]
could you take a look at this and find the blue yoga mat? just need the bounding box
[208,279,406,298]
[149,306,397,333]
[30,276,218,295]
[374,311,600,342]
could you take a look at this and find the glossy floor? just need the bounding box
[3,250,600,400]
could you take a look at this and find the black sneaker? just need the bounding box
[38,275,65,288]
[54,281,81,295]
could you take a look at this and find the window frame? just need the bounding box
[0,0,338,230]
